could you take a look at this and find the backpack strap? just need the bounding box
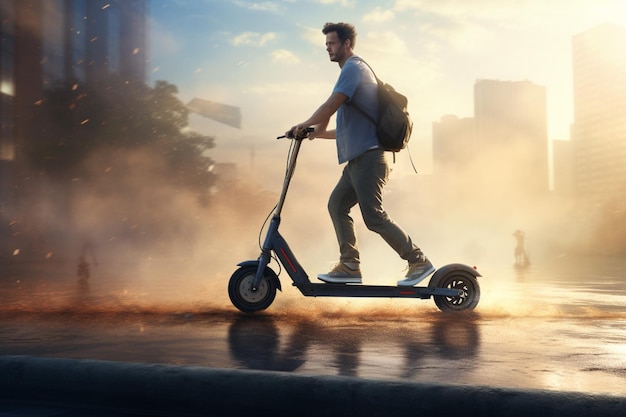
[347,56,379,126]
[347,57,399,162]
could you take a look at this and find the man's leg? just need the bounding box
[317,168,362,284]
[351,150,434,285]
[327,166,360,265]
[351,150,420,261]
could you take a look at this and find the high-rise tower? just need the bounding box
[0,0,149,209]
[473,79,549,199]
[571,23,626,203]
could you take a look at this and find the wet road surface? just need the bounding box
[1,256,625,397]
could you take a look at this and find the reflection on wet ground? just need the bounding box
[226,311,481,379]
[0,257,625,396]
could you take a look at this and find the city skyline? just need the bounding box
[433,79,549,199]
[0,0,622,267]
[149,0,626,173]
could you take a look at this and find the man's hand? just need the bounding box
[286,124,310,139]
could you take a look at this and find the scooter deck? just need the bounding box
[294,282,462,299]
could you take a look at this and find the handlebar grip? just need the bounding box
[277,127,314,140]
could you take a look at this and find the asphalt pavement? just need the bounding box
[0,399,163,417]
[1,355,626,417]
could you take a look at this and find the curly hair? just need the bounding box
[322,22,357,49]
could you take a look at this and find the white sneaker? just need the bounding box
[397,256,435,286]
[317,263,362,284]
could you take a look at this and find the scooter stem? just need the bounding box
[252,137,303,291]
[274,138,303,217]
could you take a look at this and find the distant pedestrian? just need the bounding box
[77,238,98,283]
[513,229,529,266]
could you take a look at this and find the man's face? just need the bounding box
[325,32,348,63]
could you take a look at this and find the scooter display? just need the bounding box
[228,129,481,313]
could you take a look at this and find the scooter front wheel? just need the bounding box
[433,272,480,312]
[228,266,277,313]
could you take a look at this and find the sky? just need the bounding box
[148,0,626,174]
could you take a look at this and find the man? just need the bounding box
[288,22,433,286]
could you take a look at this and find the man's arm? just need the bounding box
[289,92,347,139]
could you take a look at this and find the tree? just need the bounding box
[21,76,218,259]
[33,77,215,195]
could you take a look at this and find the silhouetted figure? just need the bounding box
[77,239,98,283]
[513,229,529,267]
[77,256,90,282]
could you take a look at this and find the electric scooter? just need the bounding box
[228,129,481,313]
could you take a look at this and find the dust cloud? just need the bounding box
[2,89,623,320]
[3,130,622,322]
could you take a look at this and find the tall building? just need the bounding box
[431,79,549,208]
[571,23,626,203]
[473,79,549,198]
[432,115,475,177]
[0,0,149,210]
[552,139,574,196]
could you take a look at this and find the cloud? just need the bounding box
[271,49,300,64]
[393,0,626,35]
[247,80,331,97]
[394,0,515,17]
[300,25,324,47]
[232,32,278,47]
[360,30,410,58]
[363,6,395,23]
[316,0,356,6]
[232,0,283,13]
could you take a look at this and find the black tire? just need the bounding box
[228,266,277,313]
[433,272,480,312]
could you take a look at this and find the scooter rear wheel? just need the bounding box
[228,266,277,313]
[433,272,480,312]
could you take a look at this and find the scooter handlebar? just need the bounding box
[277,126,314,140]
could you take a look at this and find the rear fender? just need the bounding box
[428,263,481,288]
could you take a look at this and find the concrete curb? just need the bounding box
[0,355,625,417]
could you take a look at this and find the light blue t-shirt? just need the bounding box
[332,55,380,164]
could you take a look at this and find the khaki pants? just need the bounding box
[327,148,422,266]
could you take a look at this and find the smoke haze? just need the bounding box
[2,130,610,319]
[2,1,624,320]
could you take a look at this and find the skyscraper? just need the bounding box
[552,139,574,196]
[473,79,549,199]
[571,23,626,203]
[432,114,475,177]
[431,79,549,210]
[0,0,149,210]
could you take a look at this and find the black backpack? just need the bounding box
[350,57,413,153]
